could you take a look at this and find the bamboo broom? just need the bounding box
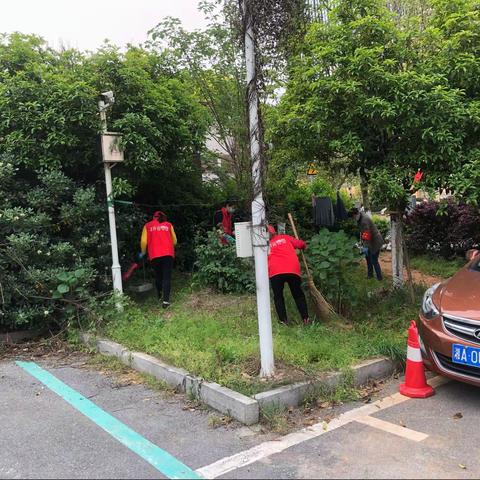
[288,213,334,321]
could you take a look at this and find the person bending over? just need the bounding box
[267,225,310,326]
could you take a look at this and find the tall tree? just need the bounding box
[148,5,252,195]
[273,0,471,286]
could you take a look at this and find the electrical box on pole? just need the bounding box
[101,133,124,163]
[98,93,123,297]
[234,222,253,258]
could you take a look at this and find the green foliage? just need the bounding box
[272,0,478,210]
[149,6,251,195]
[450,149,480,206]
[306,229,361,312]
[193,231,255,294]
[102,277,418,396]
[370,169,410,211]
[0,34,216,330]
[372,215,390,241]
[409,254,465,279]
[0,168,106,331]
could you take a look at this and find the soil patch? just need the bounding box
[378,251,443,286]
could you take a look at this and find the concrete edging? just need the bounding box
[80,333,397,425]
[0,329,46,344]
[254,357,399,409]
[80,334,259,425]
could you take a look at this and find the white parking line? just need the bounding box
[355,415,428,442]
[196,382,433,479]
[428,375,450,389]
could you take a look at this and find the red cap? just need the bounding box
[153,210,166,219]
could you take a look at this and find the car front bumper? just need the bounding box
[417,314,480,387]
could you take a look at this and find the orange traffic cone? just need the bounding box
[399,321,435,398]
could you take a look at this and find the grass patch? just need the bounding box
[87,353,130,374]
[87,353,176,393]
[260,404,290,434]
[100,269,417,396]
[302,369,359,407]
[410,254,465,279]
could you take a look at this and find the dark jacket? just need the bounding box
[358,213,384,254]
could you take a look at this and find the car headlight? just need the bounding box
[422,283,440,319]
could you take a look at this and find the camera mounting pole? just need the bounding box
[98,94,123,295]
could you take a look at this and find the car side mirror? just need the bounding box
[466,249,479,261]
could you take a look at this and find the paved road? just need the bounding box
[1,355,480,479]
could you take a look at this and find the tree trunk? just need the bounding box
[359,168,371,213]
[390,213,404,288]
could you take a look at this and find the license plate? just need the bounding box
[452,344,480,368]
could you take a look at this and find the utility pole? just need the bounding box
[243,0,275,377]
[98,92,123,295]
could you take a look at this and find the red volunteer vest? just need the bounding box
[145,220,175,260]
[268,234,304,278]
[221,207,233,236]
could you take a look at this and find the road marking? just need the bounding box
[16,361,200,480]
[355,415,428,442]
[197,391,409,478]
[197,377,447,479]
[428,375,450,389]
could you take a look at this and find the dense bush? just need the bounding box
[0,34,220,331]
[406,200,480,258]
[372,215,390,242]
[193,231,255,294]
[306,229,361,313]
[0,169,105,331]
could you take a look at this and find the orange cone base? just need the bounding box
[399,382,434,399]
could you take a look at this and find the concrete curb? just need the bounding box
[0,329,46,344]
[80,333,397,425]
[80,333,259,425]
[254,358,399,410]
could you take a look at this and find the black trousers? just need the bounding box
[151,256,174,302]
[270,273,309,323]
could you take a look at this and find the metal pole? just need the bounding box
[243,0,274,377]
[99,100,123,294]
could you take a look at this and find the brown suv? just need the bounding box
[417,249,480,386]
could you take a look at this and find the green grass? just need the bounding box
[101,270,419,396]
[410,254,465,279]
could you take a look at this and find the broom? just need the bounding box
[288,213,334,321]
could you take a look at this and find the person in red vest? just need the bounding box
[267,224,310,326]
[214,199,236,245]
[140,211,177,309]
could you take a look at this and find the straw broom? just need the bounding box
[288,213,335,321]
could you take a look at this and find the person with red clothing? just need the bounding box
[140,211,177,309]
[267,225,310,325]
[214,199,236,245]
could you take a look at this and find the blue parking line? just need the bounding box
[16,361,201,480]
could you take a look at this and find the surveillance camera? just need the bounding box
[100,91,115,104]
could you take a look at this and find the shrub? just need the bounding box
[372,215,390,241]
[406,200,480,258]
[193,231,255,294]
[306,229,361,313]
[0,168,142,331]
